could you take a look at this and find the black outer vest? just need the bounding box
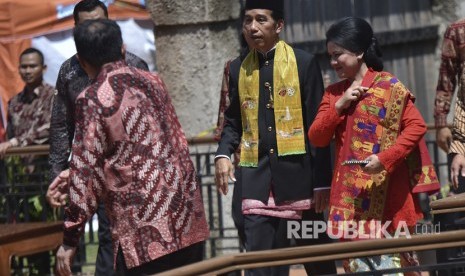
[217,47,332,203]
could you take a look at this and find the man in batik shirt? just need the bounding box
[0,47,54,275]
[0,48,53,158]
[0,99,5,186]
[435,19,465,154]
[434,18,465,272]
[49,0,148,181]
[0,99,5,143]
[434,19,465,190]
[54,19,209,275]
[47,1,148,274]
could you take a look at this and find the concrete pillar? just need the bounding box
[146,0,242,137]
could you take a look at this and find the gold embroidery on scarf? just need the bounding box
[238,41,305,167]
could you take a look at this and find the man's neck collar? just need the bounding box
[256,44,277,60]
[24,82,43,96]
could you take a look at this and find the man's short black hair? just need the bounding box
[73,0,109,25]
[20,48,44,65]
[73,19,123,68]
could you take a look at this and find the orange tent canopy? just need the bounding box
[0,0,150,114]
[0,0,149,42]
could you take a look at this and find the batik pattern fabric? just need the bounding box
[49,52,148,181]
[0,98,6,142]
[327,70,438,235]
[7,83,54,146]
[309,69,437,274]
[450,101,465,155]
[434,19,465,129]
[343,252,420,275]
[215,59,241,167]
[242,190,311,219]
[310,69,436,238]
[63,61,209,269]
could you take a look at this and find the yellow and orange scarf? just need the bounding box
[238,41,306,167]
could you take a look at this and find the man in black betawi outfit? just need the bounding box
[214,0,336,275]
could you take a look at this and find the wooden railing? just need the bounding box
[4,136,218,157]
[0,222,63,276]
[158,187,465,276]
[2,126,461,275]
[2,123,449,156]
[157,229,465,276]
[430,192,465,215]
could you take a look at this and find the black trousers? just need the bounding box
[295,209,337,275]
[231,169,246,249]
[244,210,336,276]
[115,242,204,276]
[95,203,116,276]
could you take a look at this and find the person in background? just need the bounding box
[0,99,6,186]
[54,18,209,275]
[215,35,293,276]
[0,48,53,157]
[433,18,465,274]
[434,18,465,190]
[0,47,54,275]
[309,16,440,273]
[215,0,336,275]
[47,0,148,274]
[434,19,465,157]
[0,99,5,142]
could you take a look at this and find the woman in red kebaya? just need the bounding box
[308,17,440,273]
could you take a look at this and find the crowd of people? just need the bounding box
[1,0,464,275]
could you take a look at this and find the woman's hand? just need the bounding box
[362,154,385,174]
[335,85,368,114]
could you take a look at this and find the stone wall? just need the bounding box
[146,0,242,137]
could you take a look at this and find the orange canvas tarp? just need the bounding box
[0,0,149,41]
[0,0,150,115]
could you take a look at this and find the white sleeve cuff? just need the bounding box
[8,138,19,147]
[313,187,331,191]
[215,155,231,161]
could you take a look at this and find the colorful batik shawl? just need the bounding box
[328,71,439,237]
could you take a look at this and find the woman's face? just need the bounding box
[327,41,363,80]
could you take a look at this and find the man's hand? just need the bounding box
[56,244,76,276]
[0,141,12,158]
[313,189,330,213]
[46,169,70,208]
[214,157,235,195]
[436,127,452,153]
[451,154,465,189]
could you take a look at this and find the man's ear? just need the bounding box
[76,54,83,68]
[275,19,284,34]
[76,54,93,77]
[76,54,90,71]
